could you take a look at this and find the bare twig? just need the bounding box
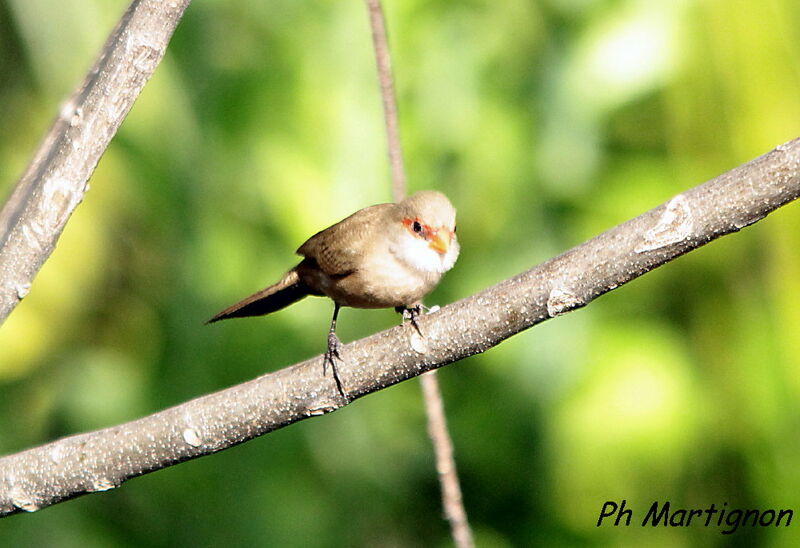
[420,373,473,548]
[0,0,191,324]
[1,138,798,517]
[364,1,474,544]
[365,0,406,203]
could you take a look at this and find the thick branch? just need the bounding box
[0,0,191,324]
[1,138,799,516]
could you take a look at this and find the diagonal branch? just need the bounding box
[0,0,191,324]
[1,137,798,517]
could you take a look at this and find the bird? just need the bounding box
[208,190,459,395]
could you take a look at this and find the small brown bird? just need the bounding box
[208,190,459,391]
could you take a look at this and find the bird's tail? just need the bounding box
[207,268,310,323]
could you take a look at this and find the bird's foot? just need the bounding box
[323,331,341,374]
[397,304,424,337]
[323,332,348,401]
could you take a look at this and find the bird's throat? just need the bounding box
[391,233,458,275]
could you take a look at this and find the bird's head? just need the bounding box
[391,190,459,274]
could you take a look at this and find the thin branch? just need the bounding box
[1,138,798,517]
[420,372,473,548]
[364,2,474,544]
[365,0,406,203]
[0,0,191,324]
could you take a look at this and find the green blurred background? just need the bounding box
[1,0,800,545]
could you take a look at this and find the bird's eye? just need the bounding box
[453,225,457,233]
[412,221,423,234]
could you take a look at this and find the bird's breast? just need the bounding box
[305,248,441,309]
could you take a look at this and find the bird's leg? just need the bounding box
[396,303,424,337]
[324,303,342,374]
[324,303,347,399]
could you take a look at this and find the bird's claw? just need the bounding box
[398,304,424,337]
[323,332,348,401]
[323,332,342,373]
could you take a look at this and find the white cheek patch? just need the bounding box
[394,233,459,274]
[441,239,459,271]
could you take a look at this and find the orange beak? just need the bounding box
[428,230,451,255]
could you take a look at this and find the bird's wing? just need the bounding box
[296,203,392,277]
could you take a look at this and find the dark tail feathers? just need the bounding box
[207,269,309,323]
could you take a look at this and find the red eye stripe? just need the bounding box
[402,217,431,238]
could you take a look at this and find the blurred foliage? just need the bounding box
[1,0,800,545]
